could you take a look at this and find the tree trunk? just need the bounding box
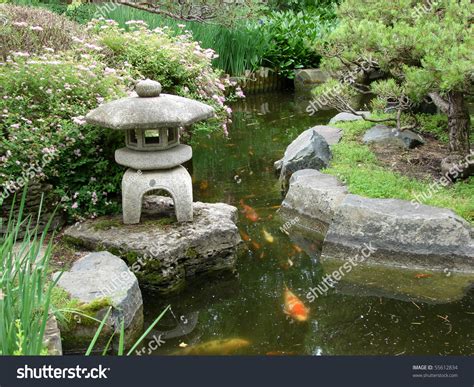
[447,92,471,155]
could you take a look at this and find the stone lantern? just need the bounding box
[85,79,214,224]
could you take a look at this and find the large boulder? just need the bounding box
[54,251,144,353]
[281,170,348,234]
[310,125,343,146]
[63,196,241,293]
[321,195,474,273]
[329,111,370,124]
[363,125,425,149]
[274,129,331,191]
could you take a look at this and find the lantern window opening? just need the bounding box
[144,129,161,145]
[128,129,138,145]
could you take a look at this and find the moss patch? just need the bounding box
[50,286,113,333]
[185,247,198,259]
[93,218,122,231]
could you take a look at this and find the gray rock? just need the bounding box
[115,145,192,170]
[321,195,474,273]
[329,111,370,124]
[310,125,343,146]
[441,153,474,181]
[54,251,144,353]
[363,125,425,149]
[44,315,62,355]
[63,197,241,293]
[282,170,348,233]
[294,69,329,91]
[276,129,331,190]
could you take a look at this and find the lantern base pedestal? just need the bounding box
[122,166,193,224]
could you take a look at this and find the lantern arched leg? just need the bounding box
[121,167,193,225]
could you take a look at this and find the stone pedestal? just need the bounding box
[122,167,193,224]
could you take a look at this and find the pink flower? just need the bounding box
[71,202,78,209]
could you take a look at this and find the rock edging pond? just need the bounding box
[53,251,144,353]
[282,168,474,274]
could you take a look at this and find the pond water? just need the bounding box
[142,92,474,356]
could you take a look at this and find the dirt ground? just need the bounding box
[370,133,450,181]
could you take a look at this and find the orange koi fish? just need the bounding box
[239,199,260,222]
[292,245,303,253]
[240,230,251,242]
[251,241,261,250]
[414,273,433,279]
[283,287,310,322]
[199,180,209,190]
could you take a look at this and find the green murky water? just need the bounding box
[142,92,474,356]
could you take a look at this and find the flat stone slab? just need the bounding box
[115,145,192,170]
[329,111,370,124]
[321,194,474,273]
[63,196,241,293]
[310,125,343,146]
[363,124,424,149]
[54,252,144,353]
[282,169,348,233]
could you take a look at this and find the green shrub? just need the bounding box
[254,10,335,78]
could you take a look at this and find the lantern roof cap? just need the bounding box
[85,79,215,130]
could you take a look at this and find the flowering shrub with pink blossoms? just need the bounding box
[0,52,128,219]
